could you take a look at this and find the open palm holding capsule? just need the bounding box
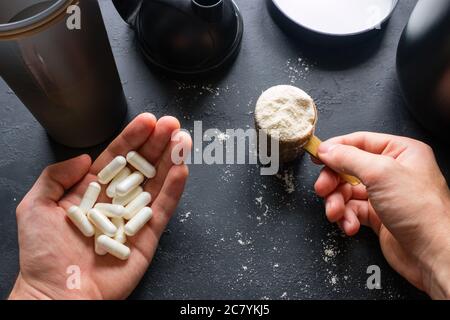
[12,114,192,299]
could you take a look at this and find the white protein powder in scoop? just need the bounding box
[255,85,317,163]
[255,85,316,142]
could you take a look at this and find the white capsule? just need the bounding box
[97,235,130,260]
[94,203,126,218]
[87,209,117,237]
[66,206,95,237]
[79,182,101,214]
[127,151,156,179]
[116,172,145,196]
[112,217,126,244]
[124,192,151,220]
[95,229,107,255]
[125,207,153,236]
[106,167,131,198]
[112,186,143,206]
[97,156,127,184]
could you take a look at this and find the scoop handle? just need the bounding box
[304,135,361,186]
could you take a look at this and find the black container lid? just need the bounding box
[132,0,244,75]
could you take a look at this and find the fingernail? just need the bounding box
[318,142,338,154]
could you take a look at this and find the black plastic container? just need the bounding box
[397,0,450,138]
[0,0,127,148]
[112,0,244,75]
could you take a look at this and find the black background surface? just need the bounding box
[1,0,447,299]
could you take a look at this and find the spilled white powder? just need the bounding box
[330,275,338,285]
[217,132,230,142]
[179,211,192,223]
[276,169,296,194]
[322,244,338,263]
[236,231,252,246]
[285,58,311,83]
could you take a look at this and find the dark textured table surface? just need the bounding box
[1,0,448,300]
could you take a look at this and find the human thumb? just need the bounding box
[318,141,392,186]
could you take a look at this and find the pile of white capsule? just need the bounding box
[66,151,156,260]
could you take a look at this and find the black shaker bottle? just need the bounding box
[0,0,127,148]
